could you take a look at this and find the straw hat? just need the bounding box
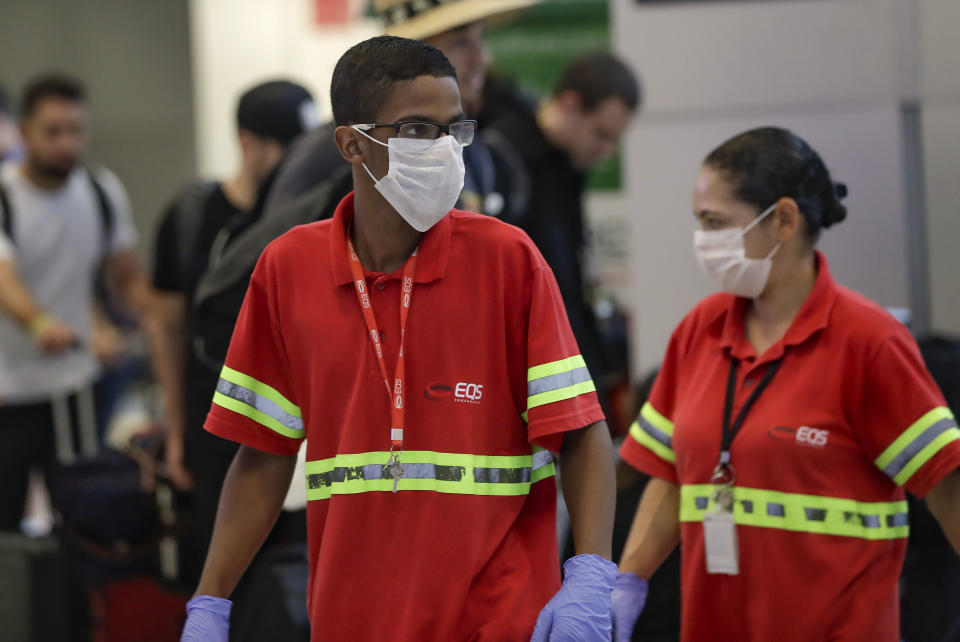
[375,0,537,41]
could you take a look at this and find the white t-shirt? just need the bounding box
[0,162,138,403]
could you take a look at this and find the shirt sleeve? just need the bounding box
[204,248,304,456]
[151,203,183,293]
[619,323,686,483]
[852,328,960,497]
[524,264,605,453]
[94,167,138,253]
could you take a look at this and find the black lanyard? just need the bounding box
[720,356,783,466]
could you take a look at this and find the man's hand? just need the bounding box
[530,554,617,641]
[30,314,77,354]
[165,429,194,490]
[181,595,231,642]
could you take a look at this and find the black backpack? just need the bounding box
[0,167,114,253]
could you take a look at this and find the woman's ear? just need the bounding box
[334,126,365,165]
[774,197,801,244]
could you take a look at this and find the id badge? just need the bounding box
[703,512,739,575]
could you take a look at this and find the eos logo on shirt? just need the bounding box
[796,426,829,447]
[425,381,483,404]
[454,382,483,404]
[768,426,829,448]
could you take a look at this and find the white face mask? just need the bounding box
[352,127,465,232]
[693,202,781,299]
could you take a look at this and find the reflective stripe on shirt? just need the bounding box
[523,355,596,421]
[304,448,555,500]
[629,402,675,464]
[212,365,303,439]
[680,484,909,540]
[874,406,960,486]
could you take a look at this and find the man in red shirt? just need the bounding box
[181,36,617,641]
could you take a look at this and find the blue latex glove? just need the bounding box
[181,595,232,642]
[530,553,617,642]
[611,572,648,642]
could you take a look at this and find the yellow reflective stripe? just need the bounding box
[304,448,555,501]
[640,402,674,438]
[629,420,675,464]
[893,428,960,486]
[526,379,596,412]
[680,484,909,540]
[527,355,588,382]
[874,407,958,485]
[212,391,304,439]
[219,365,301,418]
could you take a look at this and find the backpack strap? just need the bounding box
[85,169,115,258]
[0,181,12,245]
[172,180,217,288]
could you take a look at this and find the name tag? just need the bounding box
[703,512,739,575]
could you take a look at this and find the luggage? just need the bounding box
[0,533,74,642]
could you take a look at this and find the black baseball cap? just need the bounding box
[236,80,318,145]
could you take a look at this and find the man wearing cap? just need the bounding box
[260,0,534,220]
[150,80,317,567]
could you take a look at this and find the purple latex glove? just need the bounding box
[530,553,618,642]
[181,595,232,642]
[611,572,648,642]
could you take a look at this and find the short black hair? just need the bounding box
[20,73,85,119]
[553,52,641,112]
[704,127,848,244]
[331,35,457,126]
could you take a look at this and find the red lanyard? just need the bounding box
[346,236,417,451]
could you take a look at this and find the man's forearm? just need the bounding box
[559,421,616,560]
[0,259,46,328]
[195,445,296,598]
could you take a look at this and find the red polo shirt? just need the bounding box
[206,193,605,641]
[621,252,960,642]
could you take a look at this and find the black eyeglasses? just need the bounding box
[354,120,477,146]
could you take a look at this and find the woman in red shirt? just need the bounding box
[611,127,960,642]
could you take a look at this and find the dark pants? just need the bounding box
[0,387,100,531]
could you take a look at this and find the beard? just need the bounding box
[31,157,76,180]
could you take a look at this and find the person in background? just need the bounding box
[0,73,155,530]
[150,80,316,573]
[181,36,616,641]
[486,52,640,409]
[612,127,960,642]
[0,84,21,163]
[260,0,536,220]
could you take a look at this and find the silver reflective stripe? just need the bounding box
[307,459,551,490]
[527,366,592,397]
[881,417,958,479]
[767,503,786,517]
[216,378,304,431]
[637,416,672,449]
[533,448,554,471]
[859,514,881,529]
[886,513,909,528]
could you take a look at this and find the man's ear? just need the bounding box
[774,197,801,244]
[334,126,365,165]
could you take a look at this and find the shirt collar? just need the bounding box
[712,251,838,361]
[330,191,453,286]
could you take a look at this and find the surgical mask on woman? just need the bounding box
[352,127,465,232]
[693,202,781,299]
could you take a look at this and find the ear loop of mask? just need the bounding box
[742,202,782,260]
[351,125,388,184]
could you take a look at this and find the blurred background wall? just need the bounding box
[613,0,960,373]
[0,0,196,243]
